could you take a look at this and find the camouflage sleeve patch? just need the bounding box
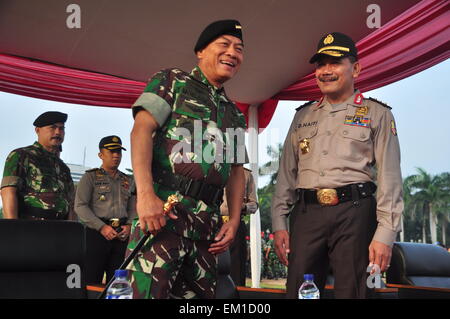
[1,150,24,189]
[0,176,21,189]
[132,92,172,127]
[132,69,176,126]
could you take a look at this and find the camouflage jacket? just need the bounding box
[1,141,74,217]
[132,67,247,240]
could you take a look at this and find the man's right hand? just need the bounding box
[100,225,118,241]
[137,193,177,234]
[274,230,290,266]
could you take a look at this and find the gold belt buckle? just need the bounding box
[110,218,120,228]
[316,188,339,206]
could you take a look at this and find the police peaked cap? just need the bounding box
[99,135,126,151]
[309,32,358,63]
[33,111,68,127]
[194,19,243,53]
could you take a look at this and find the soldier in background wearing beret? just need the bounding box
[1,111,74,220]
[272,32,403,298]
[75,136,136,285]
[127,19,247,299]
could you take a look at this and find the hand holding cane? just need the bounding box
[99,194,180,299]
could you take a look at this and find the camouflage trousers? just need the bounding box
[126,224,218,299]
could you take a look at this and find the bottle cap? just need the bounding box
[304,274,314,281]
[114,269,128,278]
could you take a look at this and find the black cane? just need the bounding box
[98,232,150,299]
[98,194,179,299]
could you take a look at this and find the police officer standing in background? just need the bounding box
[75,135,136,285]
[127,19,247,299]
[272,32,403,298]
[1,111,74,220]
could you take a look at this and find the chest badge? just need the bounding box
[344,106,370,128]
[299,138,310,154]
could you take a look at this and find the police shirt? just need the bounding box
[272,91,403,247]
[74,168,136,231]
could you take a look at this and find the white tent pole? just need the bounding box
[248,104,261,288]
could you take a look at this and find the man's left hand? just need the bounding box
[118,225,131,242]
[369,240,392,272]
[208,220,238,255]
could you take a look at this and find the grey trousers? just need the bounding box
[286,195,377,299]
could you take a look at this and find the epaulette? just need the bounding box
[367,97,391,109]
[118,170,132,178]
[295,100,316,111]
[85,168,99,173]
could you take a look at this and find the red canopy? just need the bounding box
[236,0,450,128]
[0,0,448,129]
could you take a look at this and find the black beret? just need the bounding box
[309,32,358,63]
[99,135,126,151]
[33,111,68,127]
[194,19,243,53]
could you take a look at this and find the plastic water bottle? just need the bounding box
[298,274,320,299]
[106,269,133,299]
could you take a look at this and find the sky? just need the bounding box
[0,59,449,206]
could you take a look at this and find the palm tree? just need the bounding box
[434,172,450,246]
[403,168,448,244]
[403,175,427,242]
[434,200,450,246]
[257,144,283,232]
[259,143,283,186]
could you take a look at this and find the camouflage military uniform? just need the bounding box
[1,141,74,219]
[127,67,247,299]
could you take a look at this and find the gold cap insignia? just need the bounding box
[112,137,119,142]
[324,34,334,45]
[235,24,242,29]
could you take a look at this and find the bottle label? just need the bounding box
[106,295,132,299]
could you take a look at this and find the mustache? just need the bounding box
[51,136,62,141]
[318,76,338,82]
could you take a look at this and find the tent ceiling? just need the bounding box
[0,0,419,104]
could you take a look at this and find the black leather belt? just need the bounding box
[300,182,376,206]
[152,167,224,207]
[100,217,128,232]
[20,206,67,220]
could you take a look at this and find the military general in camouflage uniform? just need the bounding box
[127,20,247,299]
[1,111,74,220]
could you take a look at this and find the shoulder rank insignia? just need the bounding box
[86,168,98,173]
[296,100,316,111]
[367,97,391,109]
